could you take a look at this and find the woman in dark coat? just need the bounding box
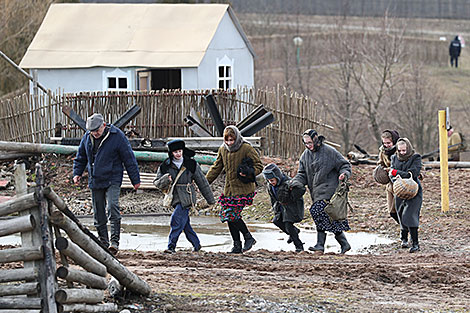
[154,139,215,253]
[389,138,422,253]
[263,163,306,252]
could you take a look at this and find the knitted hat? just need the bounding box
[262,163,282,183]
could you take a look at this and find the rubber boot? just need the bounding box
[228,240,242,254]
[96,225,109,248]
[242,232,256,252]
[308,231,327,253]
[400,229,409,248]
[287,227,300,244]
[409,227,420,253]
[294,240,304,253]
[335,232,351,254]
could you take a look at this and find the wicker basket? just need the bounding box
[373,165,391,184]
[393,172,418,200]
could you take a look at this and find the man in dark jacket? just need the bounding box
[449,36,462,68]
[73,113,141,255]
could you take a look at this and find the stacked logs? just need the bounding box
[0,164,151,313]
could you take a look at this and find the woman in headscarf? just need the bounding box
[292,129,352,254]
[206,126,263,254]
[389,138,423,253]
[377,129,400,224]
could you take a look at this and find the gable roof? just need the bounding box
[20,3,254,69]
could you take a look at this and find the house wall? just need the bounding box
[30,67,137,94]
[196,11,254,90]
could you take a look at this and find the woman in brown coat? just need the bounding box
[206,126,263,253]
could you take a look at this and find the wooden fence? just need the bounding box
[0,86,330,159]
[0,163,150,313]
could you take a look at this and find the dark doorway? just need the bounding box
[151,69,181,90]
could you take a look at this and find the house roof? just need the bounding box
[20,3,254,69]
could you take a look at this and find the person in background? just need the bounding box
[263,163,305,252]
[377,129,401,224]
[154,139,215,254]
[292,129,352,254]
[73,113,140,255]
[206,126,263,254]
[449,35,462,68]
[389,138,423,253]
[447,125,463,161]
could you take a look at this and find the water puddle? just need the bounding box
[1,216,393,254]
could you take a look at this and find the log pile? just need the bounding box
[0,163,151,313]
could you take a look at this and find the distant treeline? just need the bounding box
[229,0,470,19]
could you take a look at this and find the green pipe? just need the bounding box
[0,141,217,165]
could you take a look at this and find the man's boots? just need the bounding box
[335,232,351,254]
[287,227,300,244]
[228,240,242,254]
[400,229,409,248]
[96,225,109,248]
[308,231,327,253]
[409,227,420,253]
[242,232,256,252]
[109,220,121,255]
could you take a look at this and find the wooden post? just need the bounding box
[34,163,58,313]
[57,303,118,313]
[50,209,151,296]
[54,288,104,304]
[0,268,38,283]
[438,110,450,212]
[55,238,107,277]
[56,267,107,290]
[0,246,43,263]
[0,214,36,237]
[0,282,40,296]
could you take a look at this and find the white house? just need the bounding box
[20,3,255,94]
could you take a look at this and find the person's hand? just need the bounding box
[339,173,346,181]
[388,168,395,176]
[239,172,246,177]
[73,175,81,185]
[133,183,141,190]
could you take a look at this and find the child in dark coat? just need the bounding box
[263,163,306,252]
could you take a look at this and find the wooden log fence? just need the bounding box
[0,164,151,313]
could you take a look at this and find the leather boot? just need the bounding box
[287,227,300,244]
[335,232,351,254]
[242,232,256,252]
[409,227,420,253]
[400,229,409,248]
[308,231,327,252]
[294,241,304,253]
[96,225,109,248]
[110,220,121,248]
[228,240,242,254]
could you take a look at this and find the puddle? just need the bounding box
[1,216,393,254]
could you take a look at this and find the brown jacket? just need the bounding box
[206,143,263,196]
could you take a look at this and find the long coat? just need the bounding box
[154,158,215,209]
[206,143,263,196]
[390,154,422,228]
[293,143,351,203]
[267,175,305,223]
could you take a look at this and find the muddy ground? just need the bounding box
[1,155,470,312]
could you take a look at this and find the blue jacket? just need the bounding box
[73,124,140,189]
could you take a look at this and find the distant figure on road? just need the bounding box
[449,36,461,68]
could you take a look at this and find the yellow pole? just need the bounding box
[438,110,450,212]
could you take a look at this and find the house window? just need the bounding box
[107,77,128,90]
[218,65,231,90]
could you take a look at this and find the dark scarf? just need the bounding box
[396,138,415,162]
[303,129,325,152]
[382,129,400,156]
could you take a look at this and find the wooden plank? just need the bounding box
[0,268,38,283]
[0,246,43,263]
[0,214,36,237]
[55,238,107,277]
[0,282,40,296]
[55,288,104,304]
[56,266,107,290]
